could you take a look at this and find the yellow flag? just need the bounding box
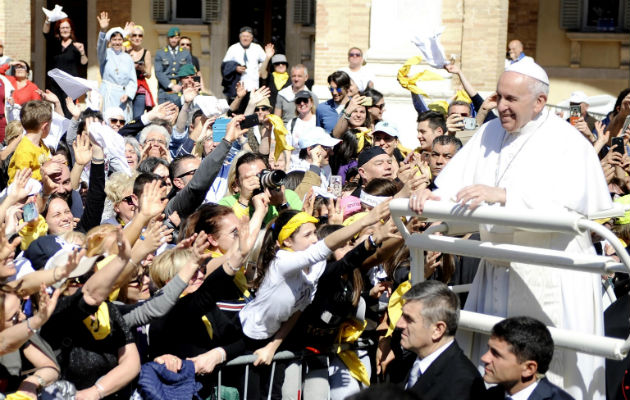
[266,114,295,160]
[386,279,411,337]
[397,56,443,97]
[455,89,472,104]
[335,319,370,386]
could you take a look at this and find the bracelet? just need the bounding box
[94,382,106,399]
[216,347,227,363]
[92,157,105,163]
[225,260,241,272]
[368,234,381,249]
[26,318,37,334]
[34,373,46,389]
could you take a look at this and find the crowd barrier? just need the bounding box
[389,198,630,361]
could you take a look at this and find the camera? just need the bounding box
[254,169,286,195]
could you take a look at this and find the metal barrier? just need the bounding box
[215,340,374,400]
[389,198,630,361]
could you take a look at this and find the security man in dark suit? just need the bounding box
[483,317,575,400]
[397,280,486,400]
[154,27,193,105]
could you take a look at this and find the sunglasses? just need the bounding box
[180,42,191,46]
[128,268,148,287]
[121,195,135,206]
[131,33,143,38]
[296,99,310,105]
[370,103,385,110]
[348,52,362,57]
[329,87,343,94]
[176,168,197,179]
[110,118,125,125]
[13,64,26,70]
[255,107,270,112]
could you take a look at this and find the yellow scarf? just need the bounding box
[209,250,251,298]
[5,391,34,400]
[83,302,112,340]
[397,56,443,97]
[277,212,319,244]
[428,101,449,115]
[354,128,372,153]
[335,319,370,386]
[266,114,295,160]
[19,215,49,250]
[272,71,289,91]
[386,279,412,337]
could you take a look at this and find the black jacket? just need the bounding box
[485,378,575,400]
[405,340,486,400]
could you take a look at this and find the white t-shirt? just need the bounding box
[288,117,316,166]
[341,66,375,92]
[239,240,331,340]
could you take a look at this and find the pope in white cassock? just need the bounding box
[409,60,611,400]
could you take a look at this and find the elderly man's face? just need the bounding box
[145,131,168,159]
[291,67,307,89]
[396,300,436,357]
[239,31,253,48]
[496,72,546,133]
[508,40,523,61]
[359,154,393,183]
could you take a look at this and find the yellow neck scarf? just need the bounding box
[272,71,289,90]
[209,250,251,298]
[278,212,319,245]
[386,277,412,337]
[19,215,49,250]
[335,319,370,386]
[354,128,372,153]
[266,114,295,160]
[83,302,111,340]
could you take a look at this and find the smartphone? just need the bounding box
[23,202,38,223]
[212,117,230,142]
[621,115,630,137]
[361,97,373,107]
[329,175,342,198]
[569,105,581,126]
[193,75,201,83]
[463,117,477,130]
[612,137,625,154]
[240,114,260,130]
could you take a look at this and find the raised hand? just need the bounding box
[264,43,275,58]
[65,97,82,120]
[7,168,33,203]
[139,180,168,218]
[73,134,93,167]
[249,86,271,105]
[97,11,110,31]
[235,81,247,99]
[225,115,248,142]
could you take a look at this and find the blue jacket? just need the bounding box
[138,360,201,400]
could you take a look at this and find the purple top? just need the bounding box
[337,160,358,185]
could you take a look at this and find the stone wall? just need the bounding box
[0,0,32,63]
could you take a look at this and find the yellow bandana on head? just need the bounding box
[272,71,289,91]
[428,101,449,116]
[266,114,295,160]
[277,212,318,245]
[83,302,111,340]
[397,56,443,97]
[335,319,370,386]
[454,89,472,104]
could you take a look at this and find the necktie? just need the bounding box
[406,359,422,389]
[243,50,248,65]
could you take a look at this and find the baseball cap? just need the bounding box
[358,146,387,168]
[373,121,399,138]
[569,91,589,105]
[295,90,312,101]
[298,127,341,149]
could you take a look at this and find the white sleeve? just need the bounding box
[273,240,332,277]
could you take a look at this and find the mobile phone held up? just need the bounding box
[23,202,38,223]
[569,105,581,126]
[612,137,625,154]
[212,117,230,142]
[240,114,260,130]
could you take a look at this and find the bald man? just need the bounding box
[506,39,534,67]
[409,60,610,400]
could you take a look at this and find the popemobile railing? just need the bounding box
[389,198,630,361]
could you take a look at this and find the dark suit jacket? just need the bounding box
[486,378,575,400]
[406,340,486,400]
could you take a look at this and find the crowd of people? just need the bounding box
[0,7,628,400]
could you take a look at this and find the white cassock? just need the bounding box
[433,108,611,400]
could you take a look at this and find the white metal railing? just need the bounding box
[389,198,630,360]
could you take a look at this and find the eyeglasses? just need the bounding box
[348,52,362,57]
[255,107,270,112]
[176,168,197,179]
[120,195,135,206]
[370,103,385,110]
[146,138,167,146]
[329,87,343,94]
[109,118,125,125]
[131,33,143,38]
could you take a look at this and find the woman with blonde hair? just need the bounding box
[126,23,155,118]
[104,171,138,226]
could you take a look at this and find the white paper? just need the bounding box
[42,5,68,23]
[88,123,132,176]
[47,68,99,100]
[194,95,230,117]
[411,26,448,68]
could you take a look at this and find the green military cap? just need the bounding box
[167,27,181,37]
[177,64,197,78]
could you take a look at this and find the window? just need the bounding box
[561,0,630,32]
[151,0,221,24]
